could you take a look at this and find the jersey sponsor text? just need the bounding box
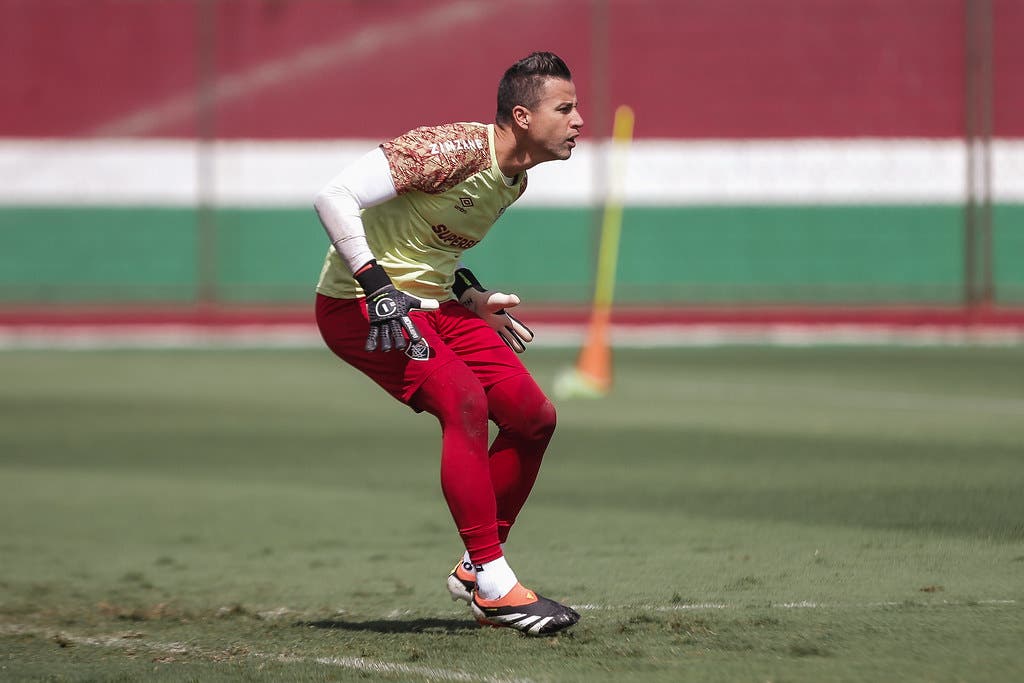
[430,138,485,155]
[431,224,479,250]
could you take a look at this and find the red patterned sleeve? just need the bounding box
[380,123,492,194]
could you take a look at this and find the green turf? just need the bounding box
[1,346,1023,682]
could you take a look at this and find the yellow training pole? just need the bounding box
[555,105,634,398]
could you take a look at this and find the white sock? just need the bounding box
[474,555,518,600]
[462,545,505,577]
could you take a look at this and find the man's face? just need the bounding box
[527,77,584,162]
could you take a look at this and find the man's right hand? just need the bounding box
[355,261,439,352]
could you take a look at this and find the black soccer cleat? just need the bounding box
[471,583,580,636]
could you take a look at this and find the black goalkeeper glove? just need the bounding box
[355,260,439,352]
[453,267,535,353]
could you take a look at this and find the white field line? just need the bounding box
[551,323,1024,348]
[287,655,531,683]
[2,322,1024,350]
[0,623,532,683]
[573,598,1017,612]
[0,324,323,350]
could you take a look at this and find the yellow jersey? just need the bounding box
[316,122,527,302]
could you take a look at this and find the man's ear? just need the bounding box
[512,105,530,130]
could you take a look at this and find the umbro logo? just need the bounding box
[453,196,474,214]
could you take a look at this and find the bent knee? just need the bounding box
[530,397,557,440]
[489,374,557,441]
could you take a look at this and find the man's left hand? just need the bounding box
[454,268,535,353]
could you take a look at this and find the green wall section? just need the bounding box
[2,205,1021,305]
[993,204,1024,302]
[0,207,201,301]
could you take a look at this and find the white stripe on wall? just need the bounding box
[0,138,1021,207]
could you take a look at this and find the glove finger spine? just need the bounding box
[400,315,421,343]
[391,320,407,349]
[365,325,380,352]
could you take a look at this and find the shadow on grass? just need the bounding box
[298,617,478,634]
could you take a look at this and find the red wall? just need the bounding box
[1,0,1021,139]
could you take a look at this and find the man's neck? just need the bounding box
[492,123,534,178]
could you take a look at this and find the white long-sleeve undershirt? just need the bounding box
[312,147,397,274]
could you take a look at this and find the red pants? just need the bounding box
[316,294,556,564]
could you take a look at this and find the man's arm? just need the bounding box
[313,147,397,274]
[313,147,438,352]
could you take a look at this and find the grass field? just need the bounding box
[1,345,1023,682]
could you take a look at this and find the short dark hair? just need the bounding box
[496,52,572,125]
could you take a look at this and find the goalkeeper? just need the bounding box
[313,52,583,636]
